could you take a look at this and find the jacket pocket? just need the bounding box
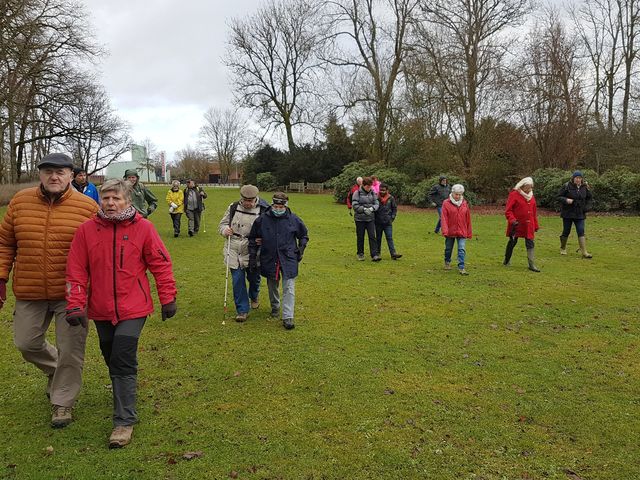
[137,278,148,303]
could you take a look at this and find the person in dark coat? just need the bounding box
[558,171,593,258]
[183,180,207,236]
[248,192,309,330]
[441,184,472,275]
[351,176,381,262]
[428,175,451,234]
[503,177,541,272]
[375,183,402,260]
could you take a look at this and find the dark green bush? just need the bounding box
[256,172,278,192]
[410,175,480,207]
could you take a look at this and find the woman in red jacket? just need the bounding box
[65,179,177,448]
[504,177,540,272]
[441,184,472,275]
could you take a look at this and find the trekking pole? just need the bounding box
[223,236,231,319]
[202,210,207,233]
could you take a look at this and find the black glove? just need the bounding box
[161,301,177,321]
[66,308,88,328]
[511,220,519,227]
[248,256,258,273]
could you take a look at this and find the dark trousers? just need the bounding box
[95,318,146,426]
[170,213,182,236]
[561,218,585,237]
[375,223,396,255]
[355,220,378,257]
[186,209,202,233]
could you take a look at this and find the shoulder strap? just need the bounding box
[229,201,239,223]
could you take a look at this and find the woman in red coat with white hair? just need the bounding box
[503,177,540,272]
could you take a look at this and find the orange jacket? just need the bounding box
[0,186,98,300]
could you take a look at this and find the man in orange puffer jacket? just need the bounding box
[0,153,98,428]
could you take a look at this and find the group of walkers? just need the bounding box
[165,179,208,237]
[347,176,402,261]
[217,185,309,330]
[347,171,594,275]
[0,151,594,451]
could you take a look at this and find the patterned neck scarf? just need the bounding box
[98,205,137,222]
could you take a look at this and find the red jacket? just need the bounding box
[505,190,539,240]
[65,212,177,324]
[441,198,472,238]
[346,184,359,209]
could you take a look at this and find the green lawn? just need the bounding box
[0,188,638,480]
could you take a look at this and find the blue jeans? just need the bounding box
[268,276,296,320]
[231,268,261,314]
[434,206,442,233]
[376,223,396,255]
[444,237,466,269]
[561,218,585,237]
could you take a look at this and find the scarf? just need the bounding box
[514,177,534,202]
[379,192,390,205]
[517,189,533,202]
[449,193,464,207]
[98,205,137,222]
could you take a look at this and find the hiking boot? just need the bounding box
[444,262,452,270]
[560,235,568,255]
[283,318,295,330]
[51,405,73,428]
[578,236,592,259]
[357,254,365,261]
[235,312,248,322]
[372,255,382,262]
[250,299,259,309]
[459,268,469,276]
[174,233,179,238]
[188,231,194,237]
[270,308,279,318]
[109,425,134,449]
[391,253,402,260]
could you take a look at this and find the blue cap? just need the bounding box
[572,170,583,178]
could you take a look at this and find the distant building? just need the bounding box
[104,144,162,182]
[208,162,242,185]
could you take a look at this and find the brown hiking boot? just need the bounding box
[444,262,452,270]
[51,405,73,428]
[250,299,259,309]
[235,312,248,322]
[109,425,134,448]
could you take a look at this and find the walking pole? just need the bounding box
[223,237,231,319]
[202,210,206,233]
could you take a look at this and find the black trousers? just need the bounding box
[355,220,378,257]
[170,213,182,235]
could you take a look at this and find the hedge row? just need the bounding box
[328,162,640,212]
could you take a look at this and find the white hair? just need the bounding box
[451,184,465,194]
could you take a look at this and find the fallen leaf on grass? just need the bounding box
[564,469,584,480]
[7,464,16,469]
[230,471,239,478]
[167,457,177,465]
[43,446,53,455]
[384,388,395,395]
[182,451,203,460]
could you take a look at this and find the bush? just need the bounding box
[256,172,278,192]
[410,175,480,207]
[531,168,568,209]
[327,162,379,204]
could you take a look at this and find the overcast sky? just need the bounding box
[82,0,266,163]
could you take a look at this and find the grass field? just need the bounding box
[0,187,638,480]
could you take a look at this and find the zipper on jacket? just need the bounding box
[120,245,124,269]
[137,278,148,303]
[43,201,52,299]
[157,248,168,262]
[112,224,120,320]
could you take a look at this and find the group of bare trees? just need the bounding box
[1,0,130,183]
[226,0,640,175]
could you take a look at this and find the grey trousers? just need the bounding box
[95,318,146,426]
[13,300,88,407]
[267,276,296,320]
[185,209,201,233]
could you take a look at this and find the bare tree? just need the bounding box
[172,147,212,183]
[225,0,326,152]
[200,107,246,184]
[0,0,100,181]
[413,0,531,170]
[61,82,131,175]
[513,12,586,169]
[324,0,419,165]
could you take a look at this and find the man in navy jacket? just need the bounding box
[248,192,308,330]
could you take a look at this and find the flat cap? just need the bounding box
[240,184,259,198]
[37,153,74,170]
